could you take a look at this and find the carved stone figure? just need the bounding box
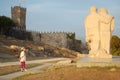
[84,6,114,58]
[85,6,100,57]
[99,8,114,54]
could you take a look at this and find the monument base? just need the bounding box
[89,49,112,58]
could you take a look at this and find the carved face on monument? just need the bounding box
[99,8,108,14]
[90,6,97,13]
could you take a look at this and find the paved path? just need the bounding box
[0,58,69,67]
[0,58,70,80]
[78,56,120,62]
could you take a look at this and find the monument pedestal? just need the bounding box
[89,49,112,58]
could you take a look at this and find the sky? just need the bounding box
[0,0,120,41]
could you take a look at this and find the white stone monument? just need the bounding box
[84,6,114,58]
[99,8,114,54]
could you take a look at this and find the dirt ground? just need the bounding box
[14,66,120,80]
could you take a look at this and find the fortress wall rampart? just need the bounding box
[31,31,75,48]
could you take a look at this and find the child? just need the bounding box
[19,47,27,72]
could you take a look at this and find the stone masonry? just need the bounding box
[31,32,75,49]
[11,6,26,31]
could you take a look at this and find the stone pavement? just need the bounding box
[77,56,120,67]
[0,58,70,80]
[78,56,120,62]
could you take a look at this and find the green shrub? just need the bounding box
[111,49,120,56]
[111,35,120,56]
[67,33,75,39]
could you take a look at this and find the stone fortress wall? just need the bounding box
[31,31,75,48]
[10,6,81,51]
[8,29,78,50]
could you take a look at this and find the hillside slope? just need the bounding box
[0,35,81,62]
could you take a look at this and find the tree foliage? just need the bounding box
[111,35,120,56]
[0,16,16,35]
[67,33,75,39]
[111,35,120,49]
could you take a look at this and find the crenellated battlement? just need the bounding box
[29,31,74,34]
[29,31,75,48]
[12,6,26,10]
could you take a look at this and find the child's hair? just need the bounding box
[21,47,26,51]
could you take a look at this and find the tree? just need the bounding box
[111,35,120,49]
[0,16,16,35]
[111,35,120,56]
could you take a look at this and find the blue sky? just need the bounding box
[0,0,120,41]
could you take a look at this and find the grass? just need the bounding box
[0,57,18,63]
[13,66,120,80]
[80,66,120,70]
[13,73,40,80]
[0,63,42,76]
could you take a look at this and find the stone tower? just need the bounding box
[11,6,26,31]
